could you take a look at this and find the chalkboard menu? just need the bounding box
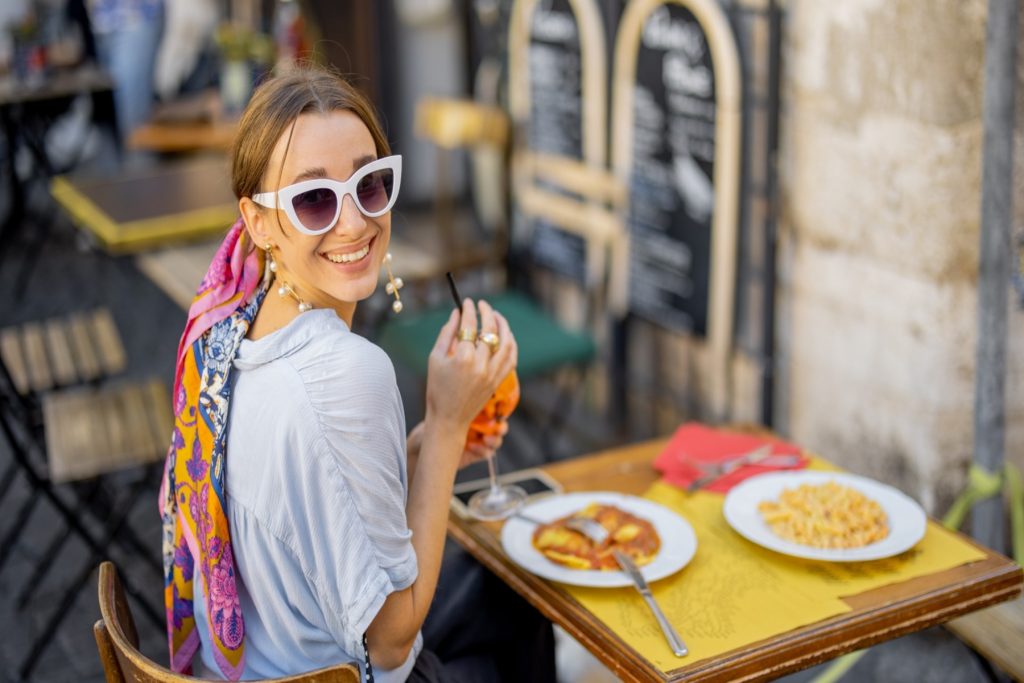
[626,4,717,335]
[520,0,587,282]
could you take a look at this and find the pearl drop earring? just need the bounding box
[383,252,404,313]
[277,281,313,313]
[264,243,312,313]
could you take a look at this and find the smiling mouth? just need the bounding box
[322,239,372,264]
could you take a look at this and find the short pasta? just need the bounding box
[757,481,889,549]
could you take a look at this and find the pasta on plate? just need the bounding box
[531,503,661,570]
[757,480,889,549]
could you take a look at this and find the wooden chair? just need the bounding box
[946,597,1024,682]
[0,308,172,678]
[414,96,510,276]
[95,561,361,683]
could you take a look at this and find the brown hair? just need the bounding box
[230,65,390,200]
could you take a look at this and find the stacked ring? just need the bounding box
[478,332,500,354]
[458,328,478,343]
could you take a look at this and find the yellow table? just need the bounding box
[52,155,237,253]
[448,438,1022,682]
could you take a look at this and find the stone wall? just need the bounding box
[776,0,1024,514]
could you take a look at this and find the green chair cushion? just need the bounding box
[377,290,596,379]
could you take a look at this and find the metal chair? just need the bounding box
[377,99,626,460]
[95,561,361,683]
[0,308,171,679]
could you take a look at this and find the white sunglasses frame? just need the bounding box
[251,155,402,235]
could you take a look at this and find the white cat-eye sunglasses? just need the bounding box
[252,155,402,235]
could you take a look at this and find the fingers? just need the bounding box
[461,428,506,467]
[475,300,498,366]
[431,308,460,359]
[490,310,517,379]
[455,298,478,360]
[466,442,493,460]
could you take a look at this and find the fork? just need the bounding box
[686,446,802,493]
[565,516,688,657]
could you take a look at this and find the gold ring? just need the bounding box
[458,328,478,343]
[478,332,500,353]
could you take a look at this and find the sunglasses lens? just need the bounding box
[291,187,338,232]
[355,168,395,214]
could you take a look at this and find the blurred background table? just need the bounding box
[51,154,237,252]
[128,120,237,154]
[0,64,117,291]
[127,90,238,154]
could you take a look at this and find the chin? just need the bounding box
[328,280,379,305]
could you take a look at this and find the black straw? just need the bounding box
[446,271,463,310]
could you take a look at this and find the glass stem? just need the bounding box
[486,452,501,494]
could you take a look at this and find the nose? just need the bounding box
[333,193,366,234]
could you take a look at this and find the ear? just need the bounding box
[239,197,272,248]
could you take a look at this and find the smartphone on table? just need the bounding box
[450,468,562,519]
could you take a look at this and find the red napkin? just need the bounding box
[653,423,808,493]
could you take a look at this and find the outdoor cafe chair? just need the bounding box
[377,99,625,460]
[0,308,171,679]
[95,561,361,683]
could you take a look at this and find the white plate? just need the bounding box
[723,471,927,562]
[501,492,698,587]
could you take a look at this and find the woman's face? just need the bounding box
[259,110,390,312]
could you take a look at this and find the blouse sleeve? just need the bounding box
[288,337,417,657]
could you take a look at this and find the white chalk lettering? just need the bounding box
[663,52,712,97]
[642,5,704,60]
[532,8,577,43]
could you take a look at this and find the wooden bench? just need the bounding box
[947,596,1024,681]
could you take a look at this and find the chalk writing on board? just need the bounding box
[521,0,588,283]
[627,4,716,334]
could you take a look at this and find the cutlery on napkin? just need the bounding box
[653,423,808,493]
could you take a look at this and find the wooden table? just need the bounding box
[447,439,1023,682]
[128,119,238,153]
[51,154,238,252]
[128,89,238,153]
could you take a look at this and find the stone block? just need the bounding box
[783,242,980,511]
[787,0,986,126]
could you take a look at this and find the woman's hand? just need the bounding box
[423,299,517,464]
[458,419,508,468]
[407,418,509,475]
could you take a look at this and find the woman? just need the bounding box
[160,66,555,682]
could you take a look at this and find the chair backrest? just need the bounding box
[510,149,629,332]
[95,562,360,683]
[415,97,509,151]
[413,96,513,280]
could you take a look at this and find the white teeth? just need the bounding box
[325,245,370,264]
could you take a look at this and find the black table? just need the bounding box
[0,64,117,290]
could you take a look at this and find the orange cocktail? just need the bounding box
[467,370,520,448]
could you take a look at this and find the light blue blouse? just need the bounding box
[192,309,421,682]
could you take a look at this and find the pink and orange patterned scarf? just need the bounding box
[159,219,265,678]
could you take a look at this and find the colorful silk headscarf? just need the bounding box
[159,218,265,679]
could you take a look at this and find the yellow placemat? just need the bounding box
[560,459,987,672]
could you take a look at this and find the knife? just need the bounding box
[612,549,688,657]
